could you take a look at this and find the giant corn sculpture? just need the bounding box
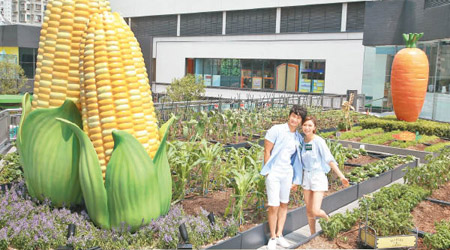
[33,0,110,109]
[17,0,173,232]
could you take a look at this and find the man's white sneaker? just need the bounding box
[276,235,290,248]
[267,238,277,250]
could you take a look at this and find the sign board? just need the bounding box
[360,227,417,249]
[377,235,417,248]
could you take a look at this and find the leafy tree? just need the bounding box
[166,74,205,101]
[0,61,27,94]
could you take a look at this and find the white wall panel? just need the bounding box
[153,33,364,94]
[110,0,373,18]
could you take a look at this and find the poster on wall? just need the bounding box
[204,74,212,86]
[0,47,19,64]
[252,77,262,89]
[312,80,324,93]
[212,75,221,86]
[299,79,311,92]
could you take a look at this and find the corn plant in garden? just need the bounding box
[167,141,200,203]
[195,139,224,195]
[225,160,261,225]
[224,146,264,224]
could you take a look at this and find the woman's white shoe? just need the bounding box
[277,235,290,248]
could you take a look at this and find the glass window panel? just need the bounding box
[252,60,263,89]
[203,59,212,86]
[436,41,450,94]
[185,58,324,93]
[19,48,34,63]
[300,60,313,92]
[219,59,240,88]
[20,62,34,78]
[212,59,221,86]
[241,59,252,89]
[312,60,325,93]
[263,60,275,90]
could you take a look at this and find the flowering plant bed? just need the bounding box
[0,182,238,250]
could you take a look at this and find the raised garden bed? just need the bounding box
[334,139,434,163]
[297,180,450,249]
[207,156,417,249]
[324,127,450,154]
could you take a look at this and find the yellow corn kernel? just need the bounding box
[32,0,112,110]
[80,12,160,178]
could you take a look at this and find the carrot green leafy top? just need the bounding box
[402,33,424,48]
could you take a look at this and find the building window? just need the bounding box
[346,2,365,32]
[425,0,450,8]
[226,8,276,35]
[189,58,326,93]
[280,4,342,33]
[19,47,37,78]
[180,12,222,36]
[130,15,177,38]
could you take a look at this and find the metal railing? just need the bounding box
[364,96,393,113]
[0,93,364,152]
[0,109,21,154]
[155,94,366,121]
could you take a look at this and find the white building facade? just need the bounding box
[0,0,12,23]
[1,0,48,25]
[109,0,372,97]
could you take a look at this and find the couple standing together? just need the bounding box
[261,105,349,249]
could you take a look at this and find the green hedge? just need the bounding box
[360,116,450,138]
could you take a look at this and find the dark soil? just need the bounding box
[412,200,450,234]
[431,181,450,201]
[180,187,305,232]
[346,155,379,165]
[181,188,233,217]
[298,182,450,249]
[407,138,447,151]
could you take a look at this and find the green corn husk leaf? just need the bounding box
[17,93,31,149]
[59,117,175,231]
[17,93,32,194]
[106,130,161,231]
[153,116,175,214]
[19,99,82,207]
[57,118,110,229]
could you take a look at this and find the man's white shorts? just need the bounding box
[265,170,293,207]
[301,170,328,191]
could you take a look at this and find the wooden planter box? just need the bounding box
[359,225,418,249]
